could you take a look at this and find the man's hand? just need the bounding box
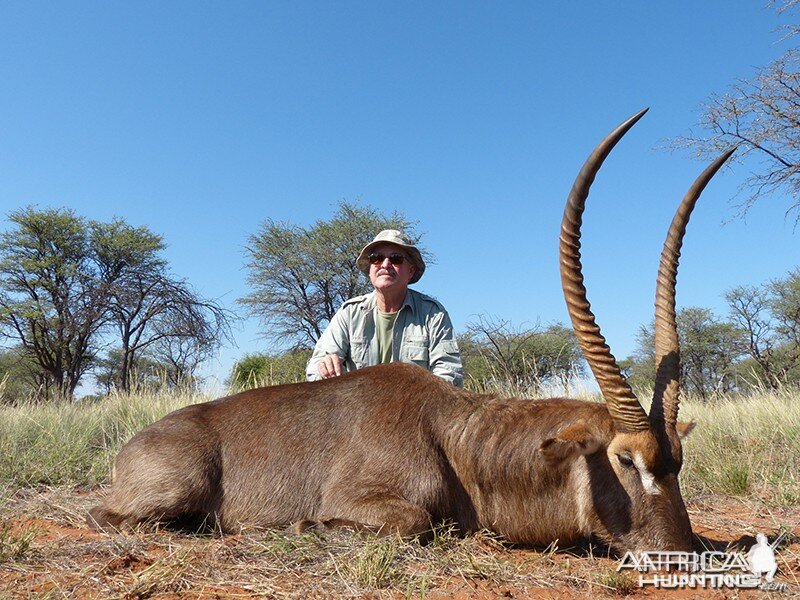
[317,354,343,379]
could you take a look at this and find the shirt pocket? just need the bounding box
[350,336,370,369]
[402,335,429,366]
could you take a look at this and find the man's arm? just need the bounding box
[427,309,464,387]
[306,309,351,381]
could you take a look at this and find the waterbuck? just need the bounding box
[88,109,734,553]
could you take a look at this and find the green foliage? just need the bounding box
[678,307,745,397]
[229,349,312,390]
[618,352,652,392]
[240,199,419,346]
[91,218,167,280]
[458,333,496,386]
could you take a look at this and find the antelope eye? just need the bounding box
[617,454,635,468]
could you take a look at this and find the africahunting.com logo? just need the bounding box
[616,532,787,591]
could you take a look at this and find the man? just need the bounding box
[306,229,463,386]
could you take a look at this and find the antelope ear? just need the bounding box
[676,420,696,439]
[539,421,602,463]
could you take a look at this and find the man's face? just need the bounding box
[368,243,416,293]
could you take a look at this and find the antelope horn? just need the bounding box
[650,147,737,434]
[560,109,649,433]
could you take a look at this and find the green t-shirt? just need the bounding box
[376,309,399,364]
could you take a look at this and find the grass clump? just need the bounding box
[125,546,197,598]
[595,568,637,595]
[338,535,402,588]
[0,522,35,562]
[251,528,328,568]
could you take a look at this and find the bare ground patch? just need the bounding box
[0,487,798,599]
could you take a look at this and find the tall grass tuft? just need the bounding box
[0,522,35,562]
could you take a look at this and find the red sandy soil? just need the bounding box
[1,488,798,599]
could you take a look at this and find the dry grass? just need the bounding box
[676,386,800,505]
[0,389,203,488]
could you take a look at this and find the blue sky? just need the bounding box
[1,2,798,391]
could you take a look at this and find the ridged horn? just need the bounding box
[560,109,650,433]
[650,147,737,433]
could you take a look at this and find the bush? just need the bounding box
[229,349,312,390]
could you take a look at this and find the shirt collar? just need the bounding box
[361,290,415,313]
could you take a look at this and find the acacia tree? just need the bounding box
[92,219,233,393]
[726,269,800,389]
[627,307,745,400]
[150,319,223,389]
[679,308,745,398]
[673,1,800,222]
[461,316,584,394]
[1,208,233,399]
[241,200,419,347]
[94,348,166,395]
[0,208,107,400]
[104,273,231,393]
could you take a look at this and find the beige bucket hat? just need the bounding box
[356,229,425,284]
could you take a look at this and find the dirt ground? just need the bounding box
[1,487,798,599]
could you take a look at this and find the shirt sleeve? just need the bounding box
[306,307,351,381]
[427,308,464,387]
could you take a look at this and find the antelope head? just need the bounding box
[559,109,735,552]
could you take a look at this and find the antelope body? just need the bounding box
[89,110,734,554]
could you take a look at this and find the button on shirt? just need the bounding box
[306,289,463,387]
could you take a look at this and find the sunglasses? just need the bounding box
[368,252,406,266]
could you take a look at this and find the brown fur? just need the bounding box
[88,362,692,553]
